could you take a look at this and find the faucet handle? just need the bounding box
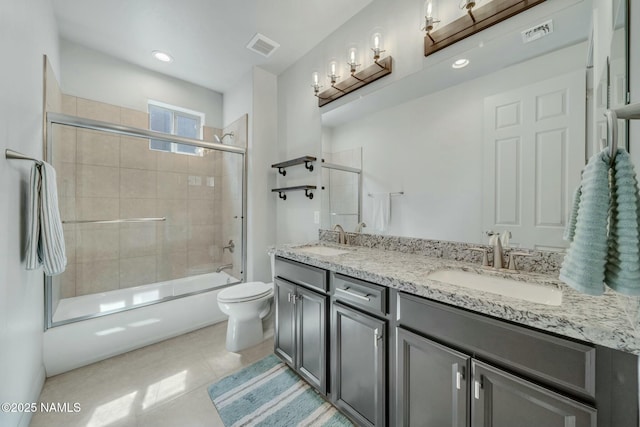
[508,251,532,271]
[470,247,490,267]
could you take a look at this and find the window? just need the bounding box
[148,101,205,156]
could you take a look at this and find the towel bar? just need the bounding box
[605,101,640,164]
[62,217,167,224]
[5,149,43,164]
[367,192,404,197]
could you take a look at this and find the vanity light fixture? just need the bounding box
[328,60,340,84]
[459,0,479,23]
[346,47,360,75]
[422,0,440,43]
[152,50,173,63]
[311,71,322,95]
[371,32,385,61]
[452,58,469,69]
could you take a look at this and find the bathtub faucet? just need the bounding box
[216,263,233,273]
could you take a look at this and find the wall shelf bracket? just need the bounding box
[272,185,317,201]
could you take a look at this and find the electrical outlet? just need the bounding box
[313,211,320,224]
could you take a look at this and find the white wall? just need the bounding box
[0,1,59,426]
[328,43,586,243]
[60,40,223,127]
[223,68,278,282]
[630,0,639,168]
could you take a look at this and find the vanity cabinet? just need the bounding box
[331,273,388,427]
[273,257,329,394]
[395,292,597,427]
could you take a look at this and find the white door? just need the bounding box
[483,70,586,251]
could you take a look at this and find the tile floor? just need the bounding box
[30,322,274,427]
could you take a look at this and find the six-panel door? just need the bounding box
[395,327,470,427]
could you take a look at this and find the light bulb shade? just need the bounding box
[312,71,319,85]
[347,47,358,65]
[327,60,340,84]
[424,0,436,18]
[371,32,384,51]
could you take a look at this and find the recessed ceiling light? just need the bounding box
[152,50,173,63]
[452,58,469,69]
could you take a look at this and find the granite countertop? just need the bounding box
[272,242,640,355]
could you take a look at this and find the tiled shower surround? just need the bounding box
[52,95,244,298]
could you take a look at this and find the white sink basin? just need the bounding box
[427,269,562,306]
[298,246,351,256]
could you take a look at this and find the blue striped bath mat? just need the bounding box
[208,354,353,427]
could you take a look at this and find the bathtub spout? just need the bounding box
[216,263,233,273]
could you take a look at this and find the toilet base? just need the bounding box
[225,317,264,352]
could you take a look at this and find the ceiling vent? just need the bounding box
[246,33,280,58]
[521,20,553,44]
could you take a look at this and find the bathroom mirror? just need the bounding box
[321,0,628,250]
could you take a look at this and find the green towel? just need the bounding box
[560,149,610,295]
[605,149,640,295]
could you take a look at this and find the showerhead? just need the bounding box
[215,132,234,144]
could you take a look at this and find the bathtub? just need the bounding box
[44,272,237,376]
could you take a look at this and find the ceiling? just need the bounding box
[52,0,373,93]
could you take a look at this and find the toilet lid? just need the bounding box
[218,282,273,303]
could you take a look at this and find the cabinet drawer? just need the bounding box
[275,257,328,293]
[332,273,388,316]
[398,293,596,400]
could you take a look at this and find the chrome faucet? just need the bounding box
[333,224,347,245]
[355,222,367,233]
[486,231,503,270]
[216,263,233,273]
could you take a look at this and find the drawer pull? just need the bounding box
[336,286,371,301]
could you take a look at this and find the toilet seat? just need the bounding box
[218,282,273,303]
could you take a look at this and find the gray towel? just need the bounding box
[559,149,610,295]
[26,162,67,276]
[605,149,640,295]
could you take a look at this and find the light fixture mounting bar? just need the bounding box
[317,56,392,107]
[424,0,546,57]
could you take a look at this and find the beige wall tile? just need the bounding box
[157,151,189,173]
[51,125,76,164]
[77,130,120,167]
[120,223,157,257]
[120,108,148,129]
[156,252,187,282]
[121,168,157,199]
[157,225,188,253]
[187,176,216,200]
[76,98,121,123]
[119,256,156,288]
[56,163,76,199]
[76,164,119,198]
[156,199,188,225]
[61,95,77,116]
[187,250,217,274]
[203,126,221,142]
[76,198,119,222]
[188,199,215,225]
[121,136,157,170]
[76,260,119,296]
[120,199,156,219]
[157,172,188,199]
[187,225,216,251]
[187,153,216,175]
[58,264,76,298]
[76,225,119,262]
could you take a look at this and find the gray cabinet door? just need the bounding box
[297,285,327,394]
[332,301,386,427]
[274,278,296,366]
[472,360,597,427]
[395,327,470,427]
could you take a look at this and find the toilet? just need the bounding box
[217,281,274,352]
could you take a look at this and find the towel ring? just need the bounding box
[604,110,618,166]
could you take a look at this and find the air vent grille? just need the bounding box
[246,33,280,58]
[521,20,553,44]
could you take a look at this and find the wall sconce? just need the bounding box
[422,0,440,43]
[370,32,385,61]
[327,60,340,84]
[424,0,546,57]
[346,47,360,75]
[459,0,479,23]
[311,71,322,95]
